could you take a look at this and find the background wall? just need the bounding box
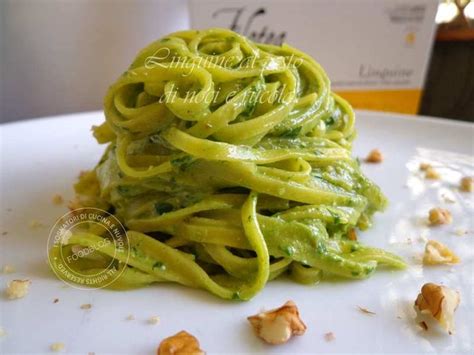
[1,0,472,123]
[0,0,189,123]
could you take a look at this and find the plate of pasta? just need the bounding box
[1,28,473,354]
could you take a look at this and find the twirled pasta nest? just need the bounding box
[49,28,405,300]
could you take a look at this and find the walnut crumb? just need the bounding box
[428,208,452,226]
[148,316,160,325]
[324,332,335,341]
[248,300,306,345]
[52,194,64,205]
[365,149,383,163]
[423,240,459,265]
[441,194,456,203]
[460,176,473,192]
[50,342,65,352]
[357,306,376,315]
[425,167,440,180]
[454,228,467,236]
[5,279,30,299]
[419,321,428,331]
[157,331,204,355]
[419,163,432,171]
[126,314,135,321]
[80,303,92,310]
[53,298,59,304]
[415,283,460,335]
[2,265,15,274]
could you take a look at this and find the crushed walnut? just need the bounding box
[324,332,335,341]
[148,316,160,325]
[52,194,64,205]
[419,163,432,171]
[425,167,440,180]
[423,240,460,265]
[454,228,467,236]
[5,279,31,299]
[247,300,306,345]
[365,149,383,163]
[80,304,92,310]
[126,314,135,321]
[428,208,452,226]
[460,176,473,192]
[50,342,65,352]
[357,306,376,315]
[157,330,204,355]
[53,298,59,304]
[415,283,460,335]
[441,194,456,203]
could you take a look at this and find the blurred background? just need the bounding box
[0,0,473,123]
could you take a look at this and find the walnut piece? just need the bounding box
[415,283,460,334]
[365,149,383,163]
[50,342,65,352]
[428,208,452,226]
[419,321,428,331]
[148,316,160,325]
[324,332,335,341]
[460,176,473,192]
[157,331,204,355]
[419,163,432,171]
[5,279,30,299]
[247,300,307,345]
[425,167,440,180]
[357,306,376,315]
[454,228,467,236]
[423,240,459,265]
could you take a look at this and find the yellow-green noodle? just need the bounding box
[49,28,405,300]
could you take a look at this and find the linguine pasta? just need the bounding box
[49,28,405,300]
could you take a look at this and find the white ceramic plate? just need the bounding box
[1,111,473,354]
